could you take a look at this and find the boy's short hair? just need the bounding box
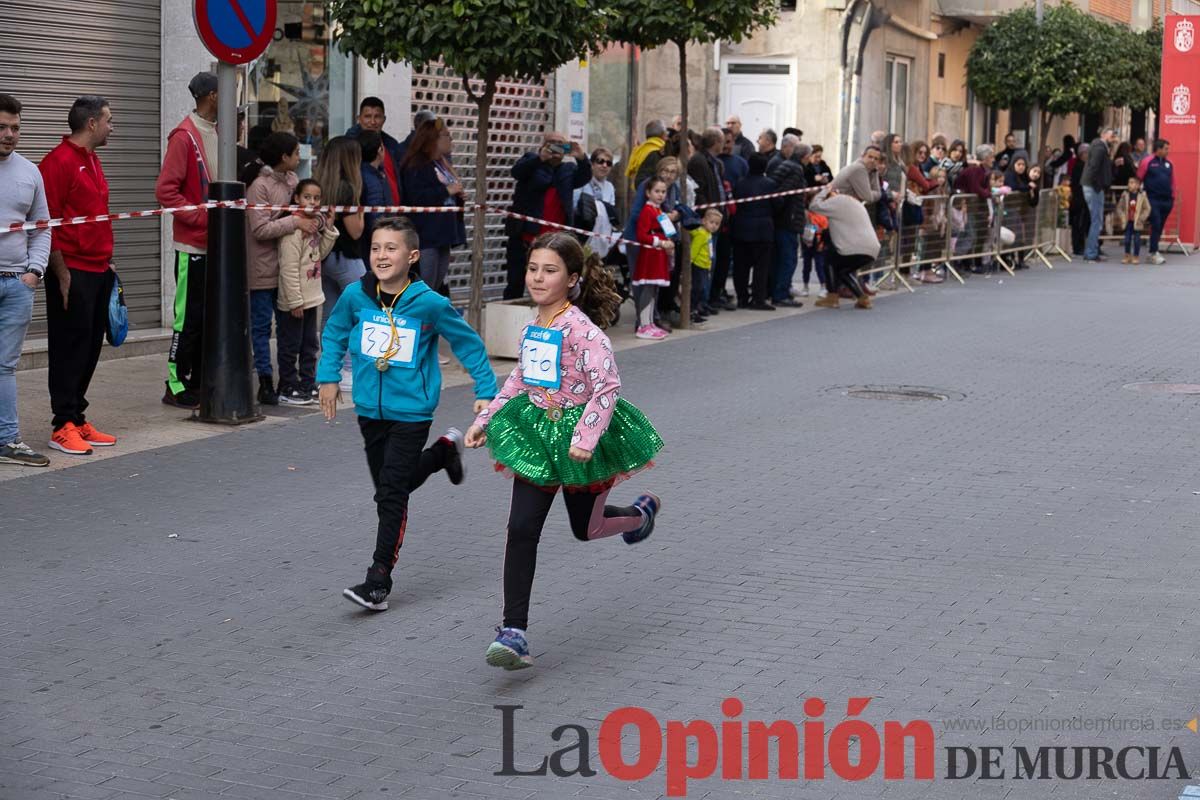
[373,216,420,251]
[293,178,321,199]
[702,207,723,220]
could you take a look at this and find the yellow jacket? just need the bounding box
[626,137,666,178]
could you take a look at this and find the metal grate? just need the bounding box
[6,0,162,334]
[826,385,966,402]
[1123,382,1200,395]
[411,65,553,303]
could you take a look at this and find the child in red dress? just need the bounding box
[631,177,675,340]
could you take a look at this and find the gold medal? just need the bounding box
[373,280,411,374]
[546,406,563,422]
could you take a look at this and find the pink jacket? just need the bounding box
[474,305,619,452]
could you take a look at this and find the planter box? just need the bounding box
[484,298,537,359]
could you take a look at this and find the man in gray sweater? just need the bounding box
[1081,127,1118,261]
[0,93,51,466]
[831,145,884,204]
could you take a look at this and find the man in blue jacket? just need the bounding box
[502,131,592,299]
[346,97,404,206]
[732,153,782,310]
[357,130,394,262]
[1138,139,1175,265]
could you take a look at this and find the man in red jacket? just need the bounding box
[156,72,218,409]
[39,96,119,456]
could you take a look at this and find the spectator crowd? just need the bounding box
[0,74,1180,467]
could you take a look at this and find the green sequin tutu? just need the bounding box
[486,394,663,490]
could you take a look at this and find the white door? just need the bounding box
[720,60,796,142]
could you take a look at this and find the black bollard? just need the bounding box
[198,181,261,424]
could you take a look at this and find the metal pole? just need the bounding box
[217,63,237,182]
[198,61,259,424]
[1030,0,1043,169]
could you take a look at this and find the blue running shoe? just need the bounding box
[623,493,662,545]
[486,627,533,670]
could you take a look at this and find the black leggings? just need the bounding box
[502,478,643,630]
[358,418,450,587]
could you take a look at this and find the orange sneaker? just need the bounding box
[49,423,93,455]
[77,422,116,447]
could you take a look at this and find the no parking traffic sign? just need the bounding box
[193,0,276,64]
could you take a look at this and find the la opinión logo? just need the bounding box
[497,697,935,797]
[496,699,1196,796]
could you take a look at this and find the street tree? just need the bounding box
[966,3,1160,156]
[605,0,776,325]
[327,0,609,328]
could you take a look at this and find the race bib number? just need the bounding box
[358,310,420,369]
[520,325,563,389]
[658,212,678,239]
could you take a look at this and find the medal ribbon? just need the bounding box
[376,279,413,367]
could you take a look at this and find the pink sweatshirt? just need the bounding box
[474,305,620,452]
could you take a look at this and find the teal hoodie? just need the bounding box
[316,275,497,421]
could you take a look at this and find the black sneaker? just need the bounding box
[162,387,199,409]
[257,375,279,406]
[443,427,466,485]
[343,581,389,612]
[0,441,50,467]
[304,383,319,400]
[623,493,662,545]
[278,386,314,406]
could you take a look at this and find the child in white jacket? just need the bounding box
[276,179,338,404]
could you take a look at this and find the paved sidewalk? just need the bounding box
[4,254,1200,800]
[3,288,882,482]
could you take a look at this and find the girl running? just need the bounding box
[464,232,664,670]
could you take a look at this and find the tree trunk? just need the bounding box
[676,38,691,329]
[468,77,497,332]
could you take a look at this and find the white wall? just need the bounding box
[357,62,414,138]
[555,61,590,145]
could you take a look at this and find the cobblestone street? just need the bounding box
[4,257,1200,800]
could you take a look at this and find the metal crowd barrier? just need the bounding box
[944,193,999,275]
[1096,187,1192,257]
[859,175,907,291]
[896,192,959,284]
[1033,188,1071,264]
[994,190,1050,271]
[843,181,1080,293]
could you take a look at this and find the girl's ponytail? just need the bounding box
[575,251,621,330]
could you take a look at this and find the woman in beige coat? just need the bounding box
[246,131,316,404]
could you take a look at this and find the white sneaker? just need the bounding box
[799,285,810,297]
[818,288,828,299]
[1151,253,1165,265]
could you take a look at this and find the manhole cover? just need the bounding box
[1123,382,1200,395]
[828,385,965,402]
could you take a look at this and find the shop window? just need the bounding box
[243,1,354,176]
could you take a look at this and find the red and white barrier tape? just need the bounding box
[692,183,822,211]
[4,201,463,234]
[4,184,825,240]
